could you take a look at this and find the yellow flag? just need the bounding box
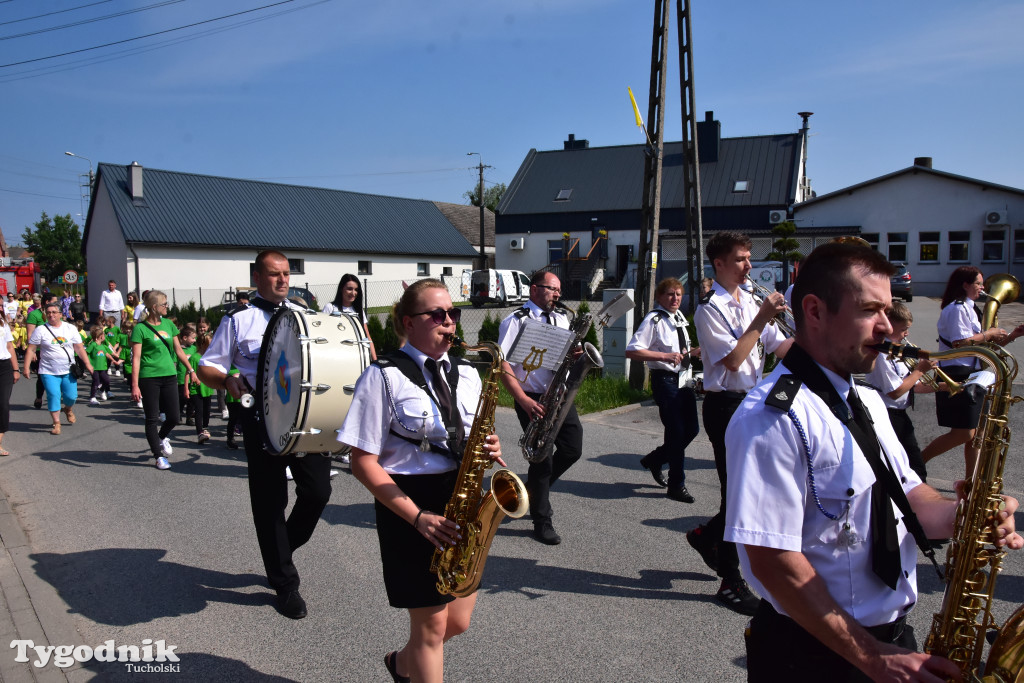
[628,87,644,128]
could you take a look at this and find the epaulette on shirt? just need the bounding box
[765,374,801,412]
[648,310,667,324]
[698,290,714,305]
[512,306,531,319]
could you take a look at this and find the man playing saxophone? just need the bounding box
[724,242,1023,681]
[498,271,582,545]
[338,280,503,683]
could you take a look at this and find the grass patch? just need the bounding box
[491,371,650,415]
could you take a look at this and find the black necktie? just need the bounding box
[673,313,690,370]
[424,358,464,454]
[543,312,553,325]
[846,389,902,590]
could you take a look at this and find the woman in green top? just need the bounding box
[130,291,197,470]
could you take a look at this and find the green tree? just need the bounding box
[767,221,804,288]
[464,182,507,212]
[21,212,84,281]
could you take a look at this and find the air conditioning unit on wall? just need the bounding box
[509,237,526,250]
[986,210,1008,226]
[768,209,787,224]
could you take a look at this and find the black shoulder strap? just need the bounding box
[765,374,801,412]
[698,290,714,306]
[376,350,461,408]
[141,320,174,358]
[512,306,530,320]
[648,310,666,324]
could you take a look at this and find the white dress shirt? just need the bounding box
[626,306,692,377]
[498,300,570,394]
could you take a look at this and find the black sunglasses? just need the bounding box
[411,308,461,325]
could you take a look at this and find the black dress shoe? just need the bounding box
[667,486,695,503]
[226,437,239,450]
[276,590,307,619]
[533,522,561,545]
[639,455,668,487]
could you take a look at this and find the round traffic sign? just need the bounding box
[63,270,79,284]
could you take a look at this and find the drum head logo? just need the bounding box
[275,351,291,403]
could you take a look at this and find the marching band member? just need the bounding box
[626,277,701,502]
[920,266,1024,475]
[197,250,332,620]
[689,231,792,615]
[498,271,582,546]
[338,279,502,683]
[725,241,1023,681]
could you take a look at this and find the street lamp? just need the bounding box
[65,151,94,221]
[467,152,488,269]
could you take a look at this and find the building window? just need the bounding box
[982,229,1005,262]
[417,262,430,276]
[887,232,908,262]
[1015,230,1024,263]
[358,260,372,275]
[547,239,563,264]
[732,180,749,193]
[442,266,453,276]
[861,233,880,251]
[554,189,573,201]
[919,232,940,263]
[287,258,305,274]
[948,231,970,262]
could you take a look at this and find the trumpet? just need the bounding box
[745,276,795,337]
[871,341,962,396]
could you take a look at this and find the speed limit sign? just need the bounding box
[63,270,79,284]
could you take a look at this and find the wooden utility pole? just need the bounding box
[629,0,671,391]
[677,0,704,314]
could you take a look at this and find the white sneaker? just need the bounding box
[100,391,108,401]
[160,437,173,456]
[221,408,230,419]
[135,401,143,408]
[155,456,171,470]
[329,469,339,478]
[89,397,99,405]
[339,453,351,464]
[285,466,293,481]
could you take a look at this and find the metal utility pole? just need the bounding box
[677,0,704,314]
[467,152,491,270]
[628,0,670,391]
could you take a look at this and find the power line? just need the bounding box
[1,0,184,40]
[0,0,114,28]
[0,0,332,83]
[0,186,78,200]
[0,0,300,68]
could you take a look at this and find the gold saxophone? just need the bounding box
[430,336,529,597]
[874,340,1024,680]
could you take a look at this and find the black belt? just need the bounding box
[758,599,908,644]
[650,369,680,379]
[706,389,747,401]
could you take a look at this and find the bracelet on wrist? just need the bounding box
[413,509,425,530]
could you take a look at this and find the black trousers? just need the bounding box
[648,370,700,489]
[138,375,179,457]
[0,362,13,433]
[746,599,917,682]
[514,392,583,525]
[240,406,332,593]
[886,407,927,481]
[701,390,746,582]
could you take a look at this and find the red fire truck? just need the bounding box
[0,258,43,297]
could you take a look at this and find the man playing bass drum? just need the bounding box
[498,271,582,546]
[198,250,332,621]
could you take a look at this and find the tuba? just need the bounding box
[873,341,1024,680]
[980,274,1021,331]
[430,336,529,597]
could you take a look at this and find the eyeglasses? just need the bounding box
[411,308,461,325]
[534,284,561,294]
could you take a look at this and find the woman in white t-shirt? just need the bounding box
[321,274,377,362]
[23,303,93,435]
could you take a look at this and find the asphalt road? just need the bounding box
[1,296,1024,682]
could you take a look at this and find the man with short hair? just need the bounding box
[498,271,583,545]
[689,231,793,615]
[725,241,1023,680]
[98,280,124,327]
[198,251,333,620]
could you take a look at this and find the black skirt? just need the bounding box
[935,365,986,429]
[375,470,459,609]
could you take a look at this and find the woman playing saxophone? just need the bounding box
[338,279,503,683]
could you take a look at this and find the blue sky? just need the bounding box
[2,0,1023,248]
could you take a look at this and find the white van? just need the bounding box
[468,269,531,307]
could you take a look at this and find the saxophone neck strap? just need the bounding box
[375,351,463,460]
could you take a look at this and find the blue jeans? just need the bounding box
[648,370,699,489]
[40,373,78,412]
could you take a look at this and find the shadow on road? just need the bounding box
[79,651,299,682]
[29,548,267,626]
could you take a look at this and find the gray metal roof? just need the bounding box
[90,163,479,258]
[432,201,495,248]
[497,134,801,216]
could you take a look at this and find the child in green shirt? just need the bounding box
[85,325,118,404]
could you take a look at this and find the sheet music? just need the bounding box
[506,319,575,372]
